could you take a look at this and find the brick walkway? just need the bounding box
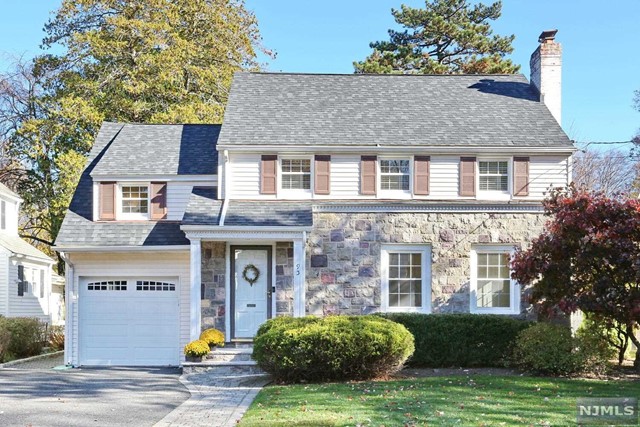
[153,372,270,427]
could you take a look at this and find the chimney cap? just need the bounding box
[538,29,558,43]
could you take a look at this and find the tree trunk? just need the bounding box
[626,325,640,371]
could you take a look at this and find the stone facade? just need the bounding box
[201,242,226,331]
[306,211,546,318]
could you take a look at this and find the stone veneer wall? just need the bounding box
[201,242,226,331]
[306,212,546,318]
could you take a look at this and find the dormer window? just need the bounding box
[281,158,311,190]
[479,161,508,192]
[121,185,149,218]
[1,200,5,230]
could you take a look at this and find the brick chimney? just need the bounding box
[530,29,562,125]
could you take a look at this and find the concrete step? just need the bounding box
[182,360,264,375]
[204,348,253,362]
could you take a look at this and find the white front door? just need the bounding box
[232,246,271,339]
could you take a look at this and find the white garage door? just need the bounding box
[79,277,180,366]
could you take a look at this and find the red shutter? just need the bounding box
[99,182,116,220]
[314,155,331,195]
[150,182,168,220]
[260,155,277,195]
[459,157,476,197]
[360,156,377,195]
[513,157,530,196]
[414,156,430,196]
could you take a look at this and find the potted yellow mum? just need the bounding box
[183,339,209,362]
[200,328,225,350]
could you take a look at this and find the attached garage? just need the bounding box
[79,277,180,366]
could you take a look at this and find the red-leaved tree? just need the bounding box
[511,186,640,367]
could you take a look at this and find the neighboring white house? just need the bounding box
[55,31,575,367]
[0,183,59,324]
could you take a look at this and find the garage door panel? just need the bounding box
[79,277,180,366]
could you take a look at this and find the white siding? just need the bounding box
[528,156,569,199]
[327,155,360,198]
[427,156,460,199]
[0,249,8,316]
[0,195,20,236]
[7,257,52,322]
[67,251,190,366]
[167,181,215,220]
[228,153,271,199]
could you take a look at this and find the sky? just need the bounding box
[0,0,638,146]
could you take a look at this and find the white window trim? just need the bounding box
[278,156,313,198]
[381,244,431,313]
[476,158,512,201]
[117,183,151,220]
[378,157,412,199]
[470,245,520,315]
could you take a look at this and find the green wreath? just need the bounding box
[242,264,260,286]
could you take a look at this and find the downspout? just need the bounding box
[59,252,74,366]
[219,150,230,226]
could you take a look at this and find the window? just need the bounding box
[281,159,311,190]
[87,281,128,291]
[381,245,431,313]
[479,161,508,192]
[121,185,149,214]
[136,280,176,291]
[471,246,520,314]
[380,159,410,191]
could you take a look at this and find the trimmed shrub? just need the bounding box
[378,313,531,367]
[184,339,210,358]
[199,328,225,347]
[253,315,414,383]
[512,323,576,375]
[0,317,45,361]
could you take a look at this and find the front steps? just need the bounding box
[182,345,264,375]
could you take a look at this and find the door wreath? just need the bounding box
[242,264,260,286]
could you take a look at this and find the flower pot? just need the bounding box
[209,344,216,351]
[185,355,202,363]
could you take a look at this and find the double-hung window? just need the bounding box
[120,185,149,219]
[380,159,410,191]
[281,159,311,190]
[381,245,431,313]
[471,246,520,315]
[478,161,509,192]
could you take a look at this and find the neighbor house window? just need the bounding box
[479,161,509,192]
[380,159,410,191]
[471,246,520,315]
[121,185,149,215]
[381,245,431,313]
[281,159,311,190]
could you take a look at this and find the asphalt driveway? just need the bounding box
[0,367,190,427]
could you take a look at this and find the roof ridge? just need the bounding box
[237,71,526,78]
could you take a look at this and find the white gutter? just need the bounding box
[59,251,74,366]
[216,144,578,154]
[53,245,191,253]
[180,225,313,232]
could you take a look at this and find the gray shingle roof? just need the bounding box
[91,123,219,176]
[218,73,573,148]
[55,123,189,248]
[0,234,53,261]
[225,201,312,227]
[182,187,222,225]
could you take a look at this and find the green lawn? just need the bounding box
[239,375,640,426]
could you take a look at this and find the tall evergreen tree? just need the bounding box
[354,0,519,74]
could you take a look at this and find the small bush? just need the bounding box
[378,313,532,368]
[512,323,576,375]
[574,325,615,375]
[0,317,45,361]
[199,328,225,347]
[184,339,210,358]
[253,315,415,383]
[48,325,65,351]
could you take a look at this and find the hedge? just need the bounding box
[378,313,532,368]
[253,315,415,383]
[0,317,46,362]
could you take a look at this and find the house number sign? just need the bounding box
[295,263,301,276]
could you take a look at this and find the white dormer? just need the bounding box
[0,183,22,237]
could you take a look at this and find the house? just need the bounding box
[55,31,574,366]
[0,183,59,324]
